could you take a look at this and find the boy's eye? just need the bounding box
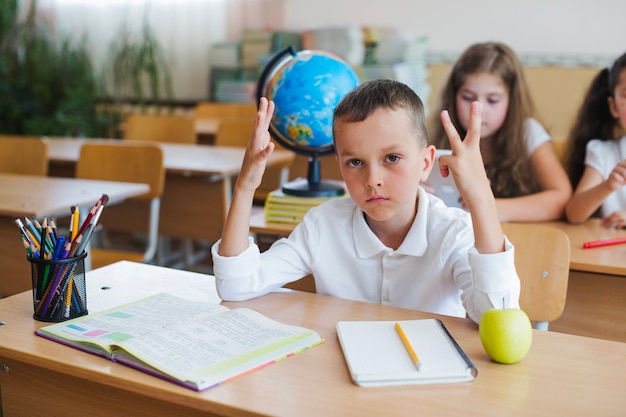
[385,154,400,163]
[346,159,362,167]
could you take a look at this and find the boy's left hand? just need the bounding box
[438,101,491,207]
[236,97,276,193]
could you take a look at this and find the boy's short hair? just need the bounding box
[333,79,428,146]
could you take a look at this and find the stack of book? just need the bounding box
[300,26,365,66]
[241,30,274,69]
[355,28,430,112]
[264,188,345,224]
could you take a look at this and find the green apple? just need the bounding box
[479,308,532,364]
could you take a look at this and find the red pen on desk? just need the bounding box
[582,237,626,249]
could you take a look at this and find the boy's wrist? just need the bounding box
[233,183,257,199]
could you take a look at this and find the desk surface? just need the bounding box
[0,261,624,417]
[0,173,149,219]
[0,175,150,297]
[544,219,626,275]
[46,137,294,177]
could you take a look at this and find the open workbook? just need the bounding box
[336,319,476,387]
[36,293,323,391]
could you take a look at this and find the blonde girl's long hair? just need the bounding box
[428,42,539,198]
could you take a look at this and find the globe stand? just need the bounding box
[282,153,345,197]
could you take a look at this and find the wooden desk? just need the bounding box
[250,204,295,236]
[0,174,149,297]
[47,138,295,244]
[0,261,625,416]
[544,218,626,275]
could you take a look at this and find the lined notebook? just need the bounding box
[336,319,477,387]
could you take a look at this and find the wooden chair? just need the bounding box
[123,114,196,144]
[194,102,258,122]
[501,222,571,330]
[76,142,165,269]
[0,135,48,176]
[214,118,291,203]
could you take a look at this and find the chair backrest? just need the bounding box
[123,114,196,144]
[0,135,48,176]
[501,222,571,329]
[194,102,258,122]
[213,118,256,147]
[76,142,165,200]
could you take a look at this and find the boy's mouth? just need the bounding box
[367,195,387,203]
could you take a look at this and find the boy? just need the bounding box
[212,79,520,324]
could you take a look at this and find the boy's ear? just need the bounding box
[419,145,436,182]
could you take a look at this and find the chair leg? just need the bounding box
[142,199,160,263]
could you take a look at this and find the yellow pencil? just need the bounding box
[70,205,80,241]
[395,322,422,371]
[64,276,74,318]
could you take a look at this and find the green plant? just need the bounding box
[0,0,117,137]
[108,19,173,114]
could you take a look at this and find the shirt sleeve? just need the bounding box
[585,139,607,177]
[211,237,277,301]
[457,236,521,324]
[211,219,316,301]
[525,118,551,156]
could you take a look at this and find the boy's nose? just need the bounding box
[366,168,383,188]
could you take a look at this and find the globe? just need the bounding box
[257,46,360,196]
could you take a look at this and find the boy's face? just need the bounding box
[334,107,434,228]
[456,72,509,140]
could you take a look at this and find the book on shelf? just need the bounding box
[336,319,477,387]
[241,29,273,69]
[209,42,240,68]
[36,293,324,391]
[264,187,346,224]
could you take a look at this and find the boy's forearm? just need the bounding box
[468,191,505,254]
[218,187,256,256]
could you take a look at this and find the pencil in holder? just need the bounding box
[29,252,89,322]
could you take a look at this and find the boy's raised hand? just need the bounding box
[438,101,491,208]
[219,97,275,257]
[236,97,276,193]
[439,101,504,253]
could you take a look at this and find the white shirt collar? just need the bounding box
[352,187,430,258]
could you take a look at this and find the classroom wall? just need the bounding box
[45,0,623,138]
[280,0,624,57]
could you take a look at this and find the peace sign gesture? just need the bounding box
[438,101,504,253]
[437,101,491,209]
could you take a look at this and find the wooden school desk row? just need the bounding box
[46,137,294,260]
[0,260,625,417]
[0,174,149,298]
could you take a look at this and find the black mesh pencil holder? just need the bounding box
[29,252,89,322]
